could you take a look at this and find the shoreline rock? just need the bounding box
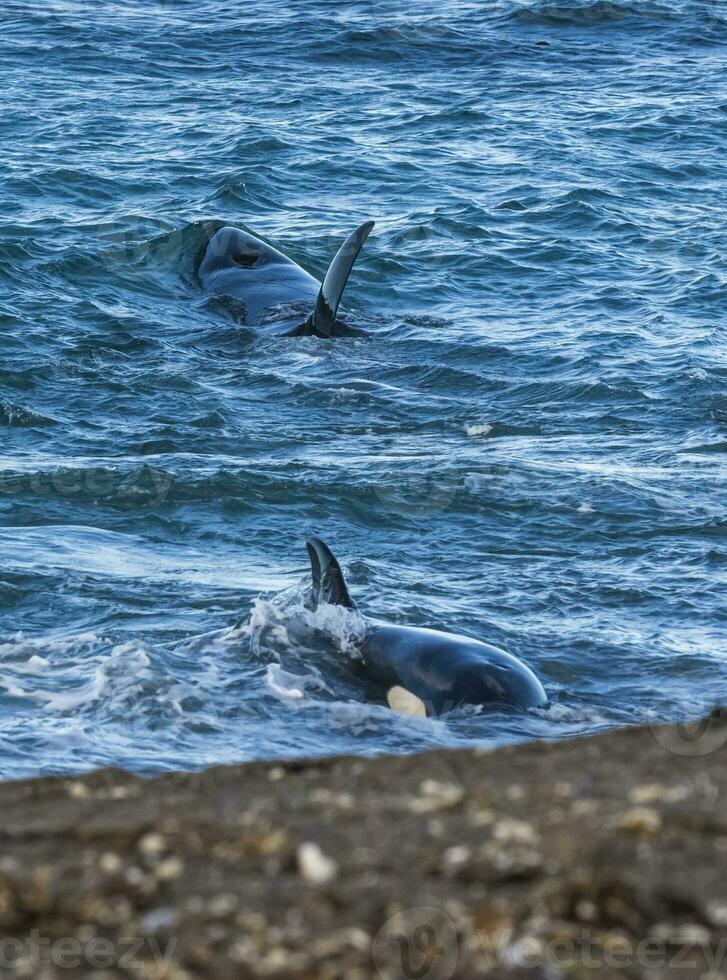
[0,715,725,978]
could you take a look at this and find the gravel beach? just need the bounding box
[1,714,726,979]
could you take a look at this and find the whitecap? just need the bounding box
[465,422,493,437]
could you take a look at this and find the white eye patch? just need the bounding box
[387,686,427,718]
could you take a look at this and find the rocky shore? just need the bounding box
[1,714,726,979]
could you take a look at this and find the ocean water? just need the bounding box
[0,0,725,779]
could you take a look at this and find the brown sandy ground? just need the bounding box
[0,713,726,980]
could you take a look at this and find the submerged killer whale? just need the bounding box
[198,221,374,337]
[305,538,547,717]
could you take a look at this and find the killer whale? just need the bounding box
[197,221,374,338]
[305,537,547,717]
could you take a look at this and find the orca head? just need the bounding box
[198,222,374,338]
[199,227,294,280]
[198,227,320,329]
[447,654,547,712]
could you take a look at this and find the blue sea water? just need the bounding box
[0,0,725,779]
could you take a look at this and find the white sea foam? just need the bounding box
[0,638,151,714]
[532,702,606,725]
[245,581,366,664]
[466,423,493,437]
[266,664,330,702]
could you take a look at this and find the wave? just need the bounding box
[511,0,706,27]
[0,400,57,427]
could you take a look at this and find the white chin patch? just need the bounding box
[387,686,428,718]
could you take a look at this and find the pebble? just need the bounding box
[257,829,287,855]
[616,807,662,835]
[142,906,178,933]
[575,899,598,922]
[109,785,137,800]
[443,845,471,871]
[138,833,166,857]
[125,866,145,887]
[297,842,338,884]
[311,788,355,810]
[706,902,727,927]
[208,893,238,918]
[410,780,465,813]
[98,852,123,874]
[157,857,184,881]
[629,783,689,805]
[493,819,539,845]
[66,781,90,799]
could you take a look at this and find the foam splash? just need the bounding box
[221,579,369,713]
[244,579,367,664]
[266,664,331,702]
[0,634,152,715]
[466,423,494,437]
[0,399,56,427]
[0,632,102,663]
[531,701,607,725]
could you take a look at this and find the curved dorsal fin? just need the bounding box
[306,537,355,609]
[301,221,374,338]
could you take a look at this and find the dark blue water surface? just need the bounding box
[0,0,725,779]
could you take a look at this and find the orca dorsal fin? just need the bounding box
[306,537,355,610]
[301,221,374,338]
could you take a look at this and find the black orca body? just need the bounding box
[198,221,374,337]
[305,538,548,717]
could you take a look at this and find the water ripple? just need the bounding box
[0,0,724,778]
